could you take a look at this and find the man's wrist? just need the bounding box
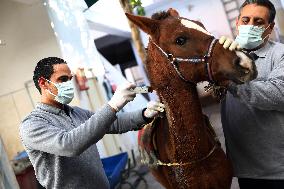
[108,102,119,113]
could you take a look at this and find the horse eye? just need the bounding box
[175,37,187,46]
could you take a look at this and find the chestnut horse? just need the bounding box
[126,8,257,189]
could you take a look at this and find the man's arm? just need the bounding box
[107,109,147,134]
[83,106,148,134]
[107,100,165,133]
[229,56,284,111]
[20,104,116,157]
[81,105,161,134]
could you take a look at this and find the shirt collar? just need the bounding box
[36,103,73,115]
[251,40,272,58]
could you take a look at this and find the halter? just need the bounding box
[150,37,218,84]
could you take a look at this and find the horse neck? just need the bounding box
[147,44,213,162]
[158,83,212,159]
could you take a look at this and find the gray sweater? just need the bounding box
[19,103,147,189]
[221,41,284,179]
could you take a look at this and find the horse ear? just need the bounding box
[167,8,179,17]
[125,13,159,36]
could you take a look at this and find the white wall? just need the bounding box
[0,0,61,159]
[0,0,62,97]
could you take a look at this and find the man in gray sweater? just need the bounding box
[19,57,164,189]
[219,0,284,188]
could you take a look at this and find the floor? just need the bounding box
[124,103,240,189]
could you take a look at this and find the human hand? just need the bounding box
[219,36,241,51]
[108,82,137,112]
[144,101,165,118]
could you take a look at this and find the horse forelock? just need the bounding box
[151,11,171,20]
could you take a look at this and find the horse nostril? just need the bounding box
[233,57,241,66]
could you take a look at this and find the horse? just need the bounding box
[126,8,257,189]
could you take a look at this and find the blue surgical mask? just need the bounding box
[46,79,74,104]
[235,25,270,50]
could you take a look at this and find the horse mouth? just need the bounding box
[232,78,245,84]
[229,73,250,84]
[232,70,257,84]
[231,64,257,84]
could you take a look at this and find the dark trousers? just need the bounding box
[238,178,284,189]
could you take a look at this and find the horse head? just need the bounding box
[126,8,257,90]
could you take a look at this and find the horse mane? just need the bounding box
[151,11,171,20]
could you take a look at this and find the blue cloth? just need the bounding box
[101,152,128,189]
[13,151,28,161]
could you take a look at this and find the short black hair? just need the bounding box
[33,57,67,93]
[240,0,276,23]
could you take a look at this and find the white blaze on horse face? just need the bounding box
[180,19,212,36]
[236,51,254,80]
